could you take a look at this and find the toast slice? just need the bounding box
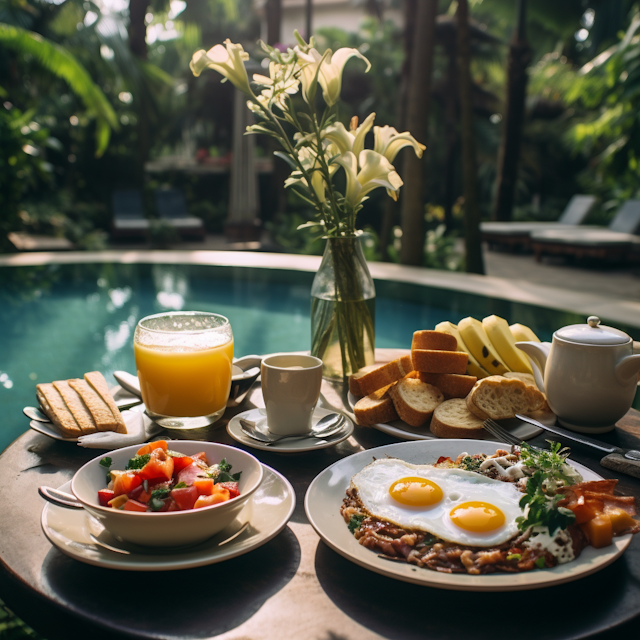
[430,398,485,439]
[353,384,398,426]
[466,375,545,421]
[83,371,127,433]
[68,378,119,432]
[36,383,83,438]
[411,330,457,352]
[412,349,468,374]
[389,378,444,427]
[349,365,380,399]
[356,355,414,396]
[53,380,99,435]
[417,372,477,399]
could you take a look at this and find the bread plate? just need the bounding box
[347,392,543,441]
[305,439,632,591]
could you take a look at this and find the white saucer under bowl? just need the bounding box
[41,466,295,571]
[227,406,354,453]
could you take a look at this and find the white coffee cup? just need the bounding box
[260,354,323,435]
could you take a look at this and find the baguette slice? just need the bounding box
[349,365,379,398]
[430,398,485,439]
[466,375,545,421]
[68,378,118,432]
[411,330,457,352]
[503,371,537,388]
[84,371,127,433]
[417,372,477,399]
[353,384,398,426]
[357,355,414,396]
[503,372,555,423]
[412,349,468,374]
[53,380,99,435]
[36,383,83,438]
[389,378,444,427]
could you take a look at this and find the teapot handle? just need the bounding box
[516,341,551,393]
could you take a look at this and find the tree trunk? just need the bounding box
[129,0,149,185]
[399,0,438,266]
[493,0,531,222]
[443,47,458,232]
[266,0,282,45]
[379,0,416,261]
[456,0,485,274]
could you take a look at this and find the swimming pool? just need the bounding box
[2,259,639,452]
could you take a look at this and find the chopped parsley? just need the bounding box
[207,459,241,484]
[150,487,171,501]
[99,457,112,468]
[458,456,482,473]
[173,482,187,489]
[506,553,522,561]
[125,454,150,470]
[519,441,577,489]
[535,557,546,569]
[219,459,232,473]
[348,514,367,533]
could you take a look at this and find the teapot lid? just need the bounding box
[555,316,630,346]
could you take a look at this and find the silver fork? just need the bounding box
[483,419,522,446]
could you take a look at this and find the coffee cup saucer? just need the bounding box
[227,406,354,453]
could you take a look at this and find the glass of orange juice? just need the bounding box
[134,311,234,428]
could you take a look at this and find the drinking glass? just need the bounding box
[134,311,233,428]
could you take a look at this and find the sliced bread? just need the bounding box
[412,349,468,374]
[349,364,379,398]
[356,355,414,396]
[503,371,555,423]
[411,330,457,352]
[389,378,444,427]
[36,383,83,438]
[68,378,118,432]
[417,372,477,399]
[466,375,545,421]
[52,380,99,435]
[503,371,537,389]
[353,384,398,426]
[84,371,127,433]
[430,398,485,439]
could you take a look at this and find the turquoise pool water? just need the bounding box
[1,262,638,452]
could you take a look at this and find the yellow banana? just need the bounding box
[510,323,541,343]
[458,317,510,375]
[435,321,490,379]
[483,315,533,375]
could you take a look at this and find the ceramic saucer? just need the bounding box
[41,465,295,571]
[227,406,354,453]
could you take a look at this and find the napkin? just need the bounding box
[77,410,162,449]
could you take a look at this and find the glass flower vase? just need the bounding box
[310,235,375,379]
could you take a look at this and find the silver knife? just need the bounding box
[515,414,640,461]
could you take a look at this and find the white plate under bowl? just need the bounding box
[41,465,295,571]
[305,439,632,591]
[348,392,543,441]
[227,407,354,453]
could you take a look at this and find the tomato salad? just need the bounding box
[97,441,242,512]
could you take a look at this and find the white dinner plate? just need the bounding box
[227,406,354,453]
[304,439,632,591]
[41,465,295,571]
[347,392,543,441]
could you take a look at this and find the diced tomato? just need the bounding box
[123,499,148,512]
[177,462,207,486]
[113,472,142,497]
[194,478,214,495]
[128,485,144,500]
[139,448,174,481]
[137,440,168,456]
[568,495,604,525]
[171,455,193,473]
[165,499,180,512]
[217,481,240,499]
[98,489,115,507]
[137,490,152,504]
[171,486,200,510]
[194,486,230,509]
[437,456,452,464]
[191,451,208,464]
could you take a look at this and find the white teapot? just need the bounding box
[517,316,640,434]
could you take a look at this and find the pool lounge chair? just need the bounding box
[530,199,640,262]
[111,189,150,239]
[154,189,205,239]
[481,194,597,250]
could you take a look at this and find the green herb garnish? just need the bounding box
[219,459,232,473]
[125,454,150,470]
[458,456,482,473]
[149,498,165,511]
[150,488,171,501]
[207,459,241,483]
[348,514,367,533]
[506,553,522,561]
[99,457,112,468]
[535,557,546,569]
[519,441,577,489]
[173,482,187,489]
[215,471,242,484]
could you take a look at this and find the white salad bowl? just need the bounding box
[71,441,264,547]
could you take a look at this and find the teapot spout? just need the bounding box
[516,341,551,392]
[615,354,640,384]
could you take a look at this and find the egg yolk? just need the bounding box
[389,477,443,507]
[449,501,505,532]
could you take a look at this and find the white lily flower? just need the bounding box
[323,113,376,158]
[190,39,252,95]
[337,150,403,206]
[373,125,426,163]
[285,147,327,202]
[295,46,370,106]
[252,61,300,110]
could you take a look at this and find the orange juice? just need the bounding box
[135,339,234,417]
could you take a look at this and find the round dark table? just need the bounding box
[1,349,640,640]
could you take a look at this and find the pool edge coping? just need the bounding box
[1,250,639,329]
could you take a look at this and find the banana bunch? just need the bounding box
[437,317,540,378]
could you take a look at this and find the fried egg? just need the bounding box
[351,458,523,547]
